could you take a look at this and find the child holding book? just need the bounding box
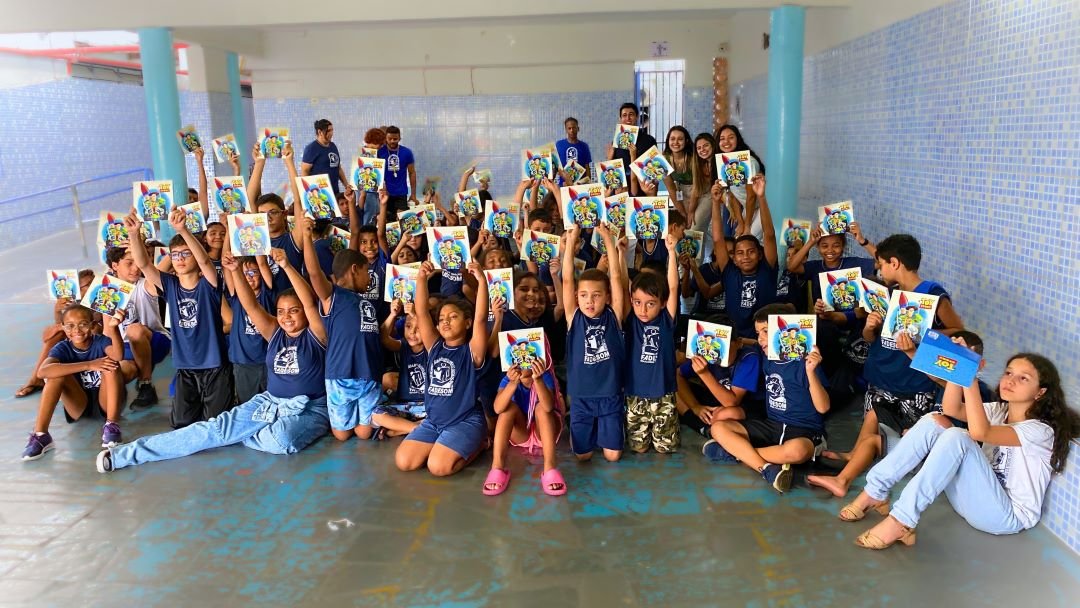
[16,269,96,399]
[377,300,427,433]
[223,253,275,403]
[705,304,830,493]
[247,143,307,288]
[395,260,490,477]
[676,332,763,438]
[682,237,735,321]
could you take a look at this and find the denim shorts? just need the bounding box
[325,378,381,430]
[405,410,487,459]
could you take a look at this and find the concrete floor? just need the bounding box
[2,224,1080,607]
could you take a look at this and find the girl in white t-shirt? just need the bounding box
[842,350,1080,549]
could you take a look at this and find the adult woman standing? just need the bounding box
[714,124,766,239]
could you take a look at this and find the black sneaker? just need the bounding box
[130,382,158,410]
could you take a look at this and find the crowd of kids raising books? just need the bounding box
[22,108,1079,551]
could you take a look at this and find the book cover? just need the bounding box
[573,258,587,280]
[133,180,173,221]
[561,183,604,230]
[81,274,135,319]
[590,228,608,256]
[384,264,419,304]
[228,213,272,256]
[97,211,128,248]
[819,200,855,235]
[178,202,207,234]
[781,218,813,249]
[521,148,554,181]
[612,124,639,149]
[154,247,169,266]
[484,200,519,239]
[385,221,402,248]
[213,176,249,214]
[498,328,547,372]
[287,215,296,233]
[881,290,939,342]
[176,124,201,153]
[677,229,705,262]
[860,278,891,317]
[421,176,441,196]
[563,160,587,185]
[455,189,482,218]
[47,269,80,301]
[472,168,493,186]
[717,151,756,188]
[522,182,550,204]
[484,268,515,312]
[360,145,380,158]
[630,146,674,185]
[596,159,627,190]
[427,226,471,271]
[520,230,560,266]
[767,315,817,361]
[328,226,351,253]
[351,156,385,193]
[818,267,863,312]
[910,329,982,387]
[399,204,435,236]
[211,133,238,163]
[296,175,340,220]
[258,127,290,159]
[685,320,733,367]
[627,197,669,240]
[603,192,629,233]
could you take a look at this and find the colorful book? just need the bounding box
[612,124,639,149]
[881,290,939,343]
[596,159,627,190]
[81,274,135,320]
[522,182,550,204]
[178,202,207,233]
[563,160,587,185]
[685,320,733,367]
[819,267,862,312]
[717,151,755,188]
[521,148,554,181]
[296,175,340,220]
[910,329,983,387]
[133,180,173,221]
[455,189,482,218]
[781,218,813,249]
[385,221,402,248]
[421,176,441,196]
[97,211,128,248]
[627,197,669,240]
[472,169,493,186]
[630,146,674,185]
[212,133,239,163]
[384,264,419,304]
[228,213,272,256]
[427,226,471,271]
[351,156,385,193]
[328,226,351,253]
[258,127,290,159]
[154,247,169,266]
[860,278,891,317]
[498,328,547,372]
[286,215,296,233]
[484,268,515,313]
[360,145,380,158]
[176,124,201,153]
[47,269,80,301]
[573,258,587,280]
[590,228,608,256]
[212,176,249,214]
[484,200,519,239]
[603,192,629,233]
[767,315,817,361]
[677,229,705,262]
[560,183,605,230]
[520,230,560,266]
[819,200,854,235]
[399,204,435,236]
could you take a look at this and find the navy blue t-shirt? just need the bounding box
[313,238,335,280]
[626,310,676,398]
[266,327,326,400]
[425,340,482,427]
[227,286,275,365]
[396,339,428,402]
[802,257,877,303]
[160,273,226,370]
[360,250,389,320]
[498,371,557,417]
[691,260,725,315]
[378,144,415,197]
[302,140,343,194]
[678,344,762,405]
[502,309,566,365]
[555,139,592,170]
[721,260,779,338]
[566,307,625,398]
[48,335,112,390]
[320,285,383,381]
[269,233,304,291]
[762,358,828,432]
[638,240,669,266]
[864,280,950,395]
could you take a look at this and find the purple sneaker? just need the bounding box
[101,422,122,448]
[21,432,54,461]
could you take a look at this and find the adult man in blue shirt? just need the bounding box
[555,117,592,182]
[301,119,351,196]
[377,125,417,221]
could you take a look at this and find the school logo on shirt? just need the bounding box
[990,447,1010,486]
[274,345,299,375]
[268,257,282,276]
[583,324,610,365]
[740,278,757,309]
[362,268,380,301]
[244,315,258,335]
[388,153,400,174]
[567,147,579,162]
[765,373,787,412]
[428,357,456,397]
[178,298,199,329]
[328,152,339,168]
[120,299,140,332]
[640,325,660,363]
[359,300,377,333]
[79,370,101,389]
[408,362,426,395]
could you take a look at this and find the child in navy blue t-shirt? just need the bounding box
[223,254,274,403]
[375,299,426,437]
[676,341,763,437]
[707,304,831,493]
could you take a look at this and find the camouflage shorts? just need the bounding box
[626,393,680,453]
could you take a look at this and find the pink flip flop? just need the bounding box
[540,468,567,496]
[482,468,511,496]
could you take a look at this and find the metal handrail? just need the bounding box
[0,167,152,208]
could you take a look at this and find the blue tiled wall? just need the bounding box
[730,0,1080,554]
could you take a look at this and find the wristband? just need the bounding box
[858,238,869,247]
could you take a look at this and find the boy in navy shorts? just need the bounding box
[106,247,171,409]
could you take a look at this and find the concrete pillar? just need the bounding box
[226,52,248,165]
[764,5,805,226]
[138,28,188,194]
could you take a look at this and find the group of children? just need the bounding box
[19,114,1079,549]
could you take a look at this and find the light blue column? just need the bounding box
[764,5,805,228]
[226,52,248,162]
[138,28,187,194]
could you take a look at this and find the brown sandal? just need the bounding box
[839,500,890,522]
[855,517,917,549]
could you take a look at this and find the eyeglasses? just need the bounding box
[265,210,284,217]
[243,270,259,278]
[62,322,93,331]
[170,251,193,261]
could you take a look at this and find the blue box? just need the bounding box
[909,329,982,387]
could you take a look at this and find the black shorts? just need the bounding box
[738,418,824,448]
[174,365,236,428]
[63,387,106,424]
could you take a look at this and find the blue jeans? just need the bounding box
[362,191,379,226]
[109,393,330,469]
[864,416,1024,534]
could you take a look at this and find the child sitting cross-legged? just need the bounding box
[676,325,763,439]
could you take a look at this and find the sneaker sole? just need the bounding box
[773,465,793,493]
[21,443,55,461]
[95,450,113,473]
[101,439,121,449]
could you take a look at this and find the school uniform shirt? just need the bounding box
[982,401,1054,529]
[439,263,464,297]
[638,240,669,266]
[691,260,725,316]
[555,138,592,170]
[498,372,557,417]
[48,335,112,390]
[761,358,828,433]
[119,278,168,341]
[302,140,343,194]
[377,144,415,197]
[864,280,950,395]
[801,257,877,303]
[678,345,763,403]
[320,285,383,381]
[395,339,428,402]
[361,250,390,321]
[266,327,326,400]
[227,287,275,365]
[313,238,335,280]
[721,260,779,338]
[567,307,625,398]
[269,233,304,291]
[625,310,676,398]
[159,273,227,370]
[502,309,566,364]
[425,340,481,428]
